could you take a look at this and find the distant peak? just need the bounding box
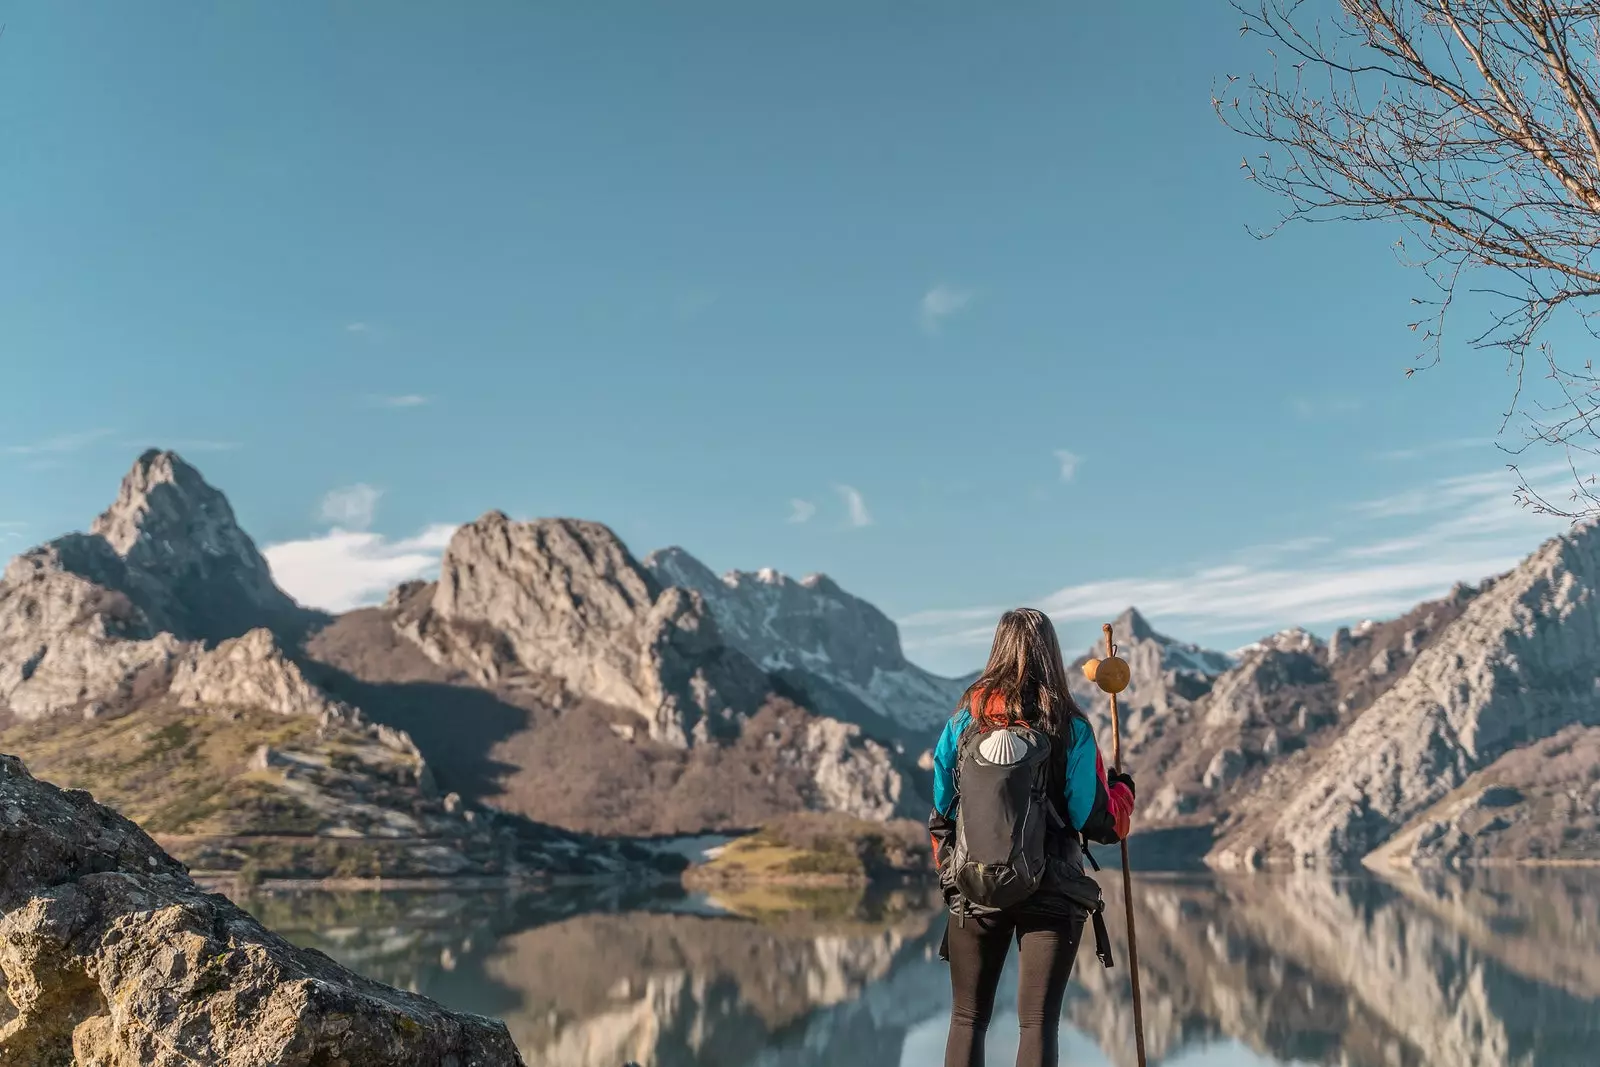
[799,573,841,595]
[1111,606,1156,642]
[642,546,721,593]
[92,450,234,557]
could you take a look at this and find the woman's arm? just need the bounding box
[926,711,970,864]
[1063,717,1135,844]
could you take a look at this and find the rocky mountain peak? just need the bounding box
[641,547,965,734]
[93,450,219,554]
[400,515,767,746]
[82,449,312,643]
[1235,627,1324,658]
[1111,606,1157,643]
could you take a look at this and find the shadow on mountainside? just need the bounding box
[299,608,531,808]
[301,607,901,837]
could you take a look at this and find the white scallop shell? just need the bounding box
[978,729,1029,766]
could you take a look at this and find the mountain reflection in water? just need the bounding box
[251,869,1600,1067]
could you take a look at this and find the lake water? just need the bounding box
[251,868,1600,1067]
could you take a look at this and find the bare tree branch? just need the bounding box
[1222,0,1600,517]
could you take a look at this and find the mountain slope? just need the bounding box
[0,453,679,880]
[644,546,966,738]
[1209,522,1600,870]
[307,517,915,833]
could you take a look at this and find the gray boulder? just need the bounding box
[0,754,524,1066]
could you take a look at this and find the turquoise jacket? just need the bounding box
[929,709,1132,847]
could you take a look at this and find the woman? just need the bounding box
[928,607,1135,1067]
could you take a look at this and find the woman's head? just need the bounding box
[959,607,1083,738]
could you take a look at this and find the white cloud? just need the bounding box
[4,429,114,456]
[919,285,973,334]
[345,322,370,334]
[1054,450,1082,482]
[1252,535,1333,556]
[264,524,457,613]
[899,464,1574,658]
[318,484,383,531]
[836,484,873,528]
[787,498,817,524]
[1374,437,1494,461]
[368,394,429,409]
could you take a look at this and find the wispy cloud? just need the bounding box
[120,438,240,454]
[366,394,429,409]
[919,285,973,334]
[263,523,457,613]
[345,322,371,334]
[787,499,817,524]
[899,463,1573,660]
[4,429,114,456]
[318,484,383,531]
[1252,535,1333,556]
[835,484,873,528]
[1374,437,1494,461]
[1054,450,1082,482]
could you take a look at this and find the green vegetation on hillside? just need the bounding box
[685,813,931,889]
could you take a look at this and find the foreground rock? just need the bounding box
[0,754,524,1066]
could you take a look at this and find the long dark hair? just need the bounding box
[957,607,1085,745]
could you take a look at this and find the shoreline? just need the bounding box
[190,855,1600,896]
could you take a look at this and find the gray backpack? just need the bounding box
[949,723,1065,910]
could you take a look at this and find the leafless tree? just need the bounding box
[1221,0,1600,518]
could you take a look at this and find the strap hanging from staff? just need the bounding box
[1082,621,1147,1067]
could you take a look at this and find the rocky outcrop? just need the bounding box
[397,515,771,746]
[0,753,525,1066]
[644,547,967,735]
[1067,608,1233,752]
[1213,522,1600,869]
[168,628,355,723]
[0,543,185,722]
[0,451,321,723]
[88,449,319,642]
[1369,723,1600,868]
[801,718,902,821]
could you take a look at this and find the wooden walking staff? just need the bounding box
[1082,622,1147,1067]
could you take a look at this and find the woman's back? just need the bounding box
[929,608,1135,1067]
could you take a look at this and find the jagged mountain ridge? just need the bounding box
[643,545,969,737]
[1092,524,1600,872]
[312,512,914,833]
[0,451,916,848]
[1210,521,1600,870]
[9,449,1595,871]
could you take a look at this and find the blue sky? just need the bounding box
[0,3,1577,674]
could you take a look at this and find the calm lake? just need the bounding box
[251,868,1600,1067]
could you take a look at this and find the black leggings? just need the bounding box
[943,910,1085,1067]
